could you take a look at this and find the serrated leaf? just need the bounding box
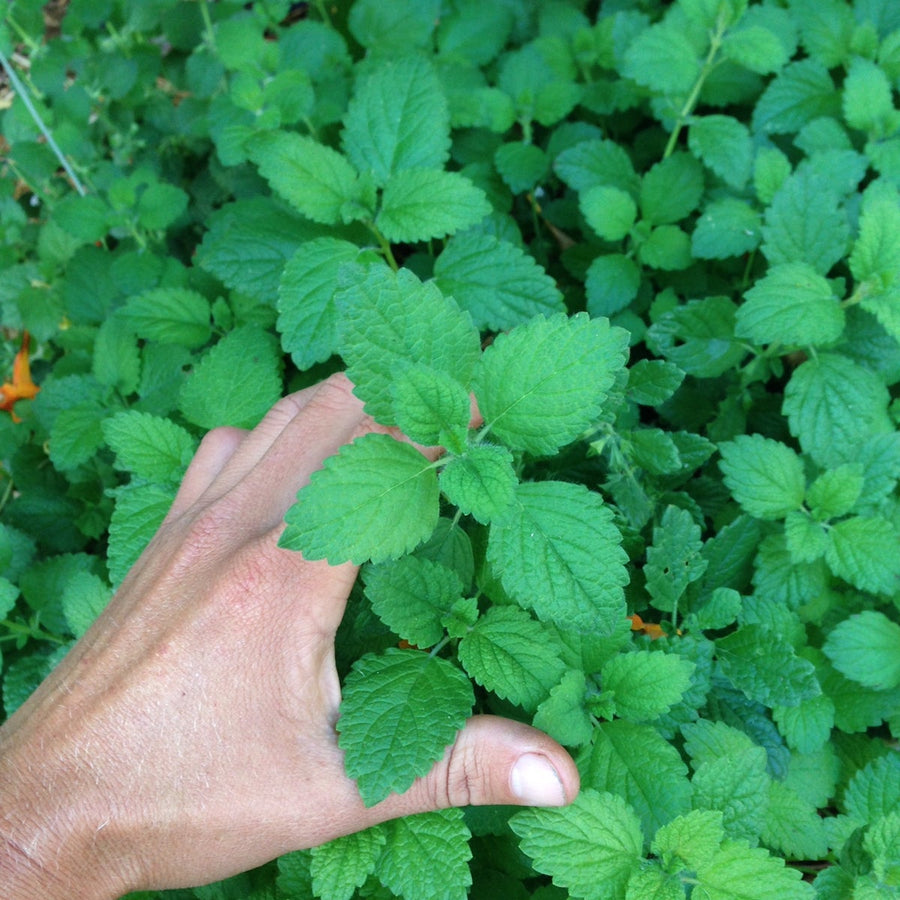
[624,863,684,900]
[640,154,704,227]
[646,296,746,378]
[602,650,694,722]
[61,570,111,639]
[783,354,893,468]
[48,403,106,472]
[843,57,895,135]
[376,168,490,242]
[843,754,900,825]
[511,790,644,900]
[118,288,212,349]
[695,840,815,899]
[580,185,637,242]
[474,312,628,455]
[336,265,480,423]
[458,605,566,712]
[348,0,439,52]
[626,360,685,407]
[436,0,513,66]
[652,810,725,872]
[102,410,197,483]
[762,780,829,861]
[849,182,900,282]
[248,131,362,225]
[533,669,593,747]
[622,23,700,96]
[716,623,820,707]
[585,253,641,317]
[178,326,282,430]
[277,238,366,370]
[377,810,472,900]
[688,115,753,189]
[783,511,828,564]
[638,225,693,271]
[93,316,140,395]
[719,434,806,520]
[337,649,474,806]
[579,720,692,839]
[280,434,440,566]
[761,171,849,274]
[107,483,176,586]
[554,138,640,195]
[737,262,844,347]
[645,505,707,612]
[364,556,462,648]
[494,141,549,193]
[487,480,628,634]
[310,827,387,900]
[773,693,835,754]
[823,611,900,690]
[439,444,517,524]
[752,59,840,135]
[342,56,449,187]
[722,25,789,75]
[433,232,565,331]
[390,363,470,448]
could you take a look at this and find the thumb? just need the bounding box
[371,715,580,822]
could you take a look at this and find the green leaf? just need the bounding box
[433,232,565,331]
[762,780,829,861]
[652,810,725,873]
[640,154,704,226]
[533,669,593,747]
[280,434,440,566]
[554,139,640,195]
[722,25,790,75]
[136,182,188,231]
[843,754,900,824]
[107,483,176,586]
[737,262,844,347]
[580,186,637,242]
[436,0,513,66]
[806,464,865,521]
[102,411,197,483]
[695,840,815,899]
[626,360,685,407]
[823,611,900,690]
[719,434,806,520]
[843,57,895,135]
[248,132,362,225]
[310,827,386,900]
[645,506,707,612]
[93,316,140,396]
[783,353,893,468]
[364,556,462,649]
[580,720,693,839]
[178,326,282,430]
[277,238,367,370]
[473,312,629,455]
[715,623,820,707]
[646,296,746,378]
[119,288,212,349]
[48,403,106,472]
[752,59,840,135]
[336,265,481,423]
[688,115,753,189]
[348,0,440,52]
[761,171,849,274]
[61,570,111,639]
[439,444,517,524]
[390,363,471,448]
[585,254,642,317]
[376,168,490,242]
[342,56,449,187]
[622,23,701,96]
[773,693,835,754]
[784,512,828,564]
[624,863,685,900]
[849,182,900,282]
[494,141,549,193]
[487,480,628,634]
[511,790,644,900]
[458,605,566,712]
[377,810,472,900]
[638,225,693,271]
[337,649,474,806]
[601,651,694,722]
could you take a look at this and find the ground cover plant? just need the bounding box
[2,0,900,897]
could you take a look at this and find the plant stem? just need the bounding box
[199,0,217,51]
[367,222,399,271]
[4,14,40,54]
[662,15,729,159]
[312,0,332,27]
[0,475,13,517]
[0,48,88,196]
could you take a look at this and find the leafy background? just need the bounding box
[1,1,899,898]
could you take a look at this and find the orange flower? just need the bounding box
[629,613,671,640]
[0,331,40,422]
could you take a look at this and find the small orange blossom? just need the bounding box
[0,331,40,422]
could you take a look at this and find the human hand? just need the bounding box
[0,373,579,898]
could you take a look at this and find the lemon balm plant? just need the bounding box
[2,0,900,897]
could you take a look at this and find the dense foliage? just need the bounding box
[2,0,900,897]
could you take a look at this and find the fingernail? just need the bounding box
[510,753,567,806]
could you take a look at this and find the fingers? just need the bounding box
[369,715,579,824]
[167,426,247,519]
